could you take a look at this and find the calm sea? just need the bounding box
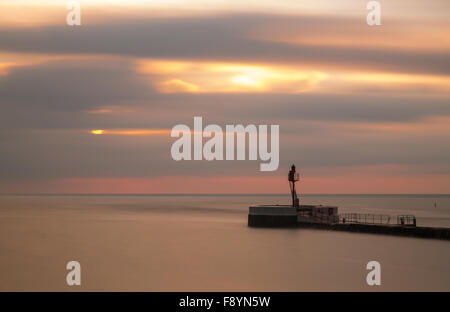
[0,194,449,291]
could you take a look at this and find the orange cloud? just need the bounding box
[85,106,135,114]
[324,116,450,136]
[90,129,172,136]
[0,62,15,75]
[250,20,450,52]
[136,58,450,95]
[160,79,200,93]
[137,59,328,93]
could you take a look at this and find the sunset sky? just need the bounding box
[1,0,449,193]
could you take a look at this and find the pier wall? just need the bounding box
[247,205,450,240]
[248,214,297,227]
[248,206,297,227]
[297,222,450,240]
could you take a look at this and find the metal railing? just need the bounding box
[339,213,391,225]
[397,215,416,226]
[298,210,417,227]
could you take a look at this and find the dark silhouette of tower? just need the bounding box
[288,164,300,207]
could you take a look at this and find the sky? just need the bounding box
[0,0,449,194]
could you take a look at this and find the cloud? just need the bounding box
[1,113,450,182]
[0,59,154,110]
[0,27,449,189]
[160,79,200,93]
[0,58,158,129]
[0,14,449,75]
[1,58,450,133]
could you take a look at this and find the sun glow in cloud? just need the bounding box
[137,59,328,93]
[90,128,237,137]
[90,129,172,136]
[231,75,259,87]
[137,59,450,95]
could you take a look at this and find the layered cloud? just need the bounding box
[0,1,449,193]
[1,14,449,76]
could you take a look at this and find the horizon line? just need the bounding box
[1,193,449,196]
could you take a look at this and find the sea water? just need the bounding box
[0,194,449,291]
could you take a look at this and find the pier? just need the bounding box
[248,204,450,240]
[248,165,450,240]
[298,222,450,240]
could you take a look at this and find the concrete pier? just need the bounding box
[248,205,297,227]
[248,166,450,240]
[297,222,450,240]
[248,205,450,240]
